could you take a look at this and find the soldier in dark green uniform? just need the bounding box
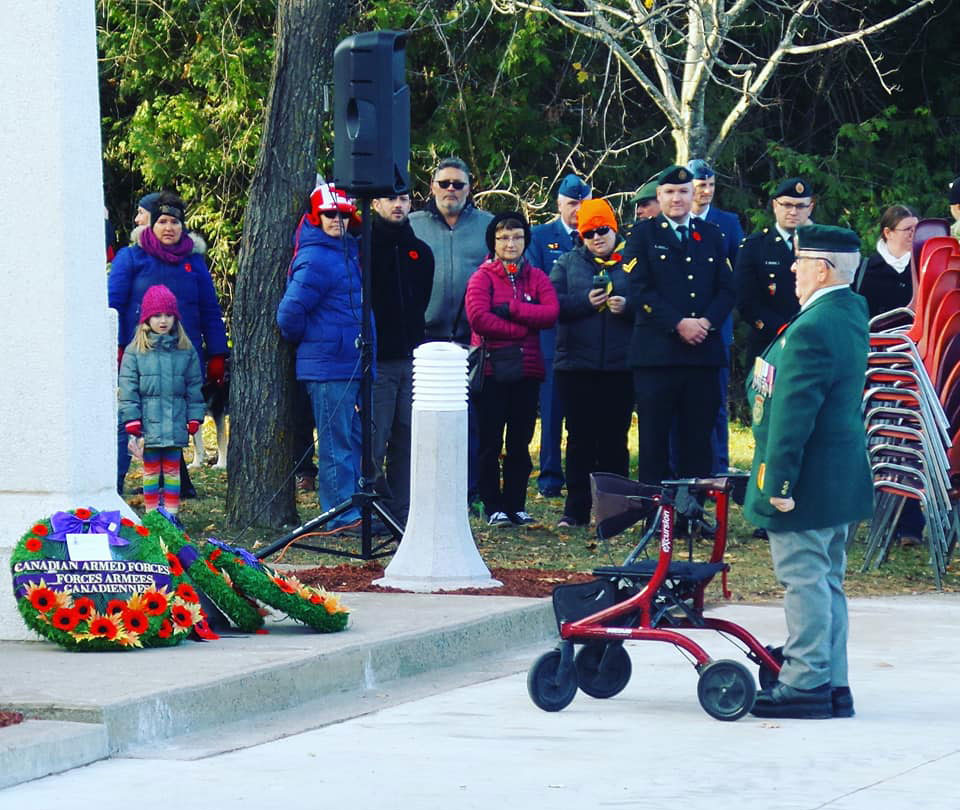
[734,178,815,366]
[744,224,874,720]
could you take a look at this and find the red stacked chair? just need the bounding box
[862,233,960,585]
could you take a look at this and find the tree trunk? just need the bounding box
[227,0,345,528]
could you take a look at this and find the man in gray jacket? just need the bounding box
[410,157,493,344]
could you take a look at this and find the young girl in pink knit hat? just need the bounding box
[118,284,205,514]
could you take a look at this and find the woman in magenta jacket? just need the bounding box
[466,212,558,527]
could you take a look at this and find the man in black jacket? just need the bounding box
[370,193,435,526]
[622,165,734,486]
[734,177,815,366]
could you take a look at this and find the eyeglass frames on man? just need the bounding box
[436,179,467,190]
[774,200,811,212]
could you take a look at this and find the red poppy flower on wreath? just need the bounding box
[692,231,702,242]
[106,599,127,615]
[158,619,173,639]
[209,548,222,562]
[121,518,135,528]
[309,593,325,605]
[142,590,168,616]
[408,250,419,260]
[175,583,199,603]
[135,525,150,537]
[89,616,119,639]
[272,576,296,595]
[52,608,80,632]
[205,559,219,574]
[28,586,57,613]
[73,598,95,620]
[25,536,42,553]
[121,608,149,635]
[74,508,92,520]
[166,553,184,577]
[32,524,48,537]
[171,604,193,628]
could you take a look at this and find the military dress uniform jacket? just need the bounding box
[621,214,734,367]
[743,287,874,532]
[528,219,577,278]
[528,218,578,362]
[734,227,801,356]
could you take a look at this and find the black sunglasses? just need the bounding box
[436,179,467,190]
[320,211,345,219]
[581,226,612,239]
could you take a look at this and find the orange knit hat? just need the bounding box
[576,198,618,235]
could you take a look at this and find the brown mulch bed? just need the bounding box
[1,711,25,728]
[296,561,595,597]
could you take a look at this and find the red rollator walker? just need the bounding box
[527,473,782,721]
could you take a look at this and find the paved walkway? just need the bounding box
[2,594,958,808]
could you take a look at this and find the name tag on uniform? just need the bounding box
[753,357,776,397]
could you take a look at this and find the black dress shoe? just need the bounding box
[750,681,832,719]
[832,686,855,718]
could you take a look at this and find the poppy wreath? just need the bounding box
[9,508,199,650]
[216,551,349,633]
[150,521,350,633]
[145,516,350,633]
[143,512,265,634]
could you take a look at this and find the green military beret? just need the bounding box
[772,177,813,199]
[795,224,860,253]
[631,180,659,204]
[658,164,692,186]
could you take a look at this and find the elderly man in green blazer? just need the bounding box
[744,224,874,720]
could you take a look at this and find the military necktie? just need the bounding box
[677,224,688,247]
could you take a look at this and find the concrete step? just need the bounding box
[0,593,556,787]
[0,720,108,790]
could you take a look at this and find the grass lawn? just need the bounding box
[125,418,959,600]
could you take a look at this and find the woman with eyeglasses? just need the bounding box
[277,182,366,533]
[549,199,633,527]
[857,204,919,319]
[465,212,558,527]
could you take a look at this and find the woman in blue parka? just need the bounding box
[277,182,365,532]
[108,191,228,494]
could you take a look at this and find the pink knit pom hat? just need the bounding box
[139,284,181,324]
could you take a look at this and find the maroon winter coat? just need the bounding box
[465,257,559,380]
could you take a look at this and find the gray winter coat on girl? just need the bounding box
[118,333,205,448]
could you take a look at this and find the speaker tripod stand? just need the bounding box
[256,197,402,562]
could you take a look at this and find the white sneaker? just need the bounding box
[488,511,512,527]
[511,511,535,525]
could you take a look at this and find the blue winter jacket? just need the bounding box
[108,229,228,365]
[276,219,364,382]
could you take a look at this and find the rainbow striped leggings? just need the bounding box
[142,446,181,513]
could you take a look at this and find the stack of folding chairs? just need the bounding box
[861,222,960,587]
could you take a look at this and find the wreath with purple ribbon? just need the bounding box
[9,508,199,650]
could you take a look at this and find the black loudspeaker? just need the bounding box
[333,31,410,196]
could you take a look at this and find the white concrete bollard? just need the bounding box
[374,342,501,591]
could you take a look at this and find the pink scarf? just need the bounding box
[140,227,195,264]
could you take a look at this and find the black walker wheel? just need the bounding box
[575,643,632,699]
[697,659,756,721]
[527,649,578,712]
[758,645,784,690]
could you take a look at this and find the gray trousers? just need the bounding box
[768,522,852,690]
[371,358,413,524]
